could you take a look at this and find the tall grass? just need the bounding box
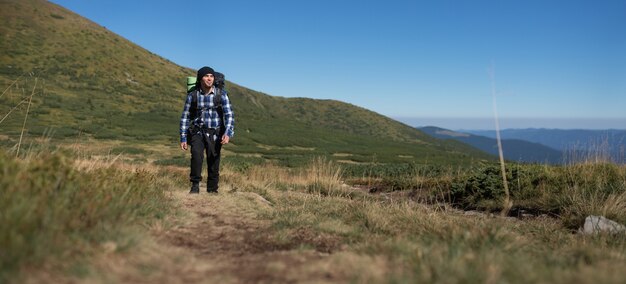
[233,155,626,230]
[557,162,626,228]
[0,150,172,282]
[563,136,623,165]
[15,78,36,157]
[304,157,347,197]
[226,157,353,199]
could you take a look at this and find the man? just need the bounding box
[180,66,235,194]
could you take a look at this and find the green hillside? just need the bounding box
[0,0,492,165]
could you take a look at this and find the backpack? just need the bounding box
[214,72,226,90]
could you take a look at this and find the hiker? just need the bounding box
[179,66,235,194]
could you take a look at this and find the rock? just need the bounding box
[236,192,273,208]
[101,241,117,253]
[517,209,535,219]
[368,186,382,193]
[579,215,626,235]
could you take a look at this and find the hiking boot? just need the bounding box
[189,183,200,194]
[207,187,218,194]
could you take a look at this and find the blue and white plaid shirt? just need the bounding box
[179,86,235,143]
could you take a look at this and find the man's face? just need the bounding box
[201,73,214,88]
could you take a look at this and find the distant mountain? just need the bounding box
[464,129,626,163]
[0,0,493,165]
[420,126,564,164]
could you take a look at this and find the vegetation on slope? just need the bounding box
[0,0,492,165]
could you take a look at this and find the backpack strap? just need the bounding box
[213,88,222,108]
[190,89,224,130]
[189,90,199,121]
[214,88,225,132]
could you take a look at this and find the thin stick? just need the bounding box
[0,74,24,100]
[16,78,37,158]
[0,97,30,125]
[489,65,512,216]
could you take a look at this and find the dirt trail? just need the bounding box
[149,189,348,284]
[26,188,381,283]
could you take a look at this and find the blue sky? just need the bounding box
[51,0,626,129]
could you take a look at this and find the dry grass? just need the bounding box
[3,144,626,283]
[225,159,626,283]
[558,162,626,227]
[222,157,356,201]
[0,148,175,283]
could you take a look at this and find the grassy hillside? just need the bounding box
[0,0,492,165]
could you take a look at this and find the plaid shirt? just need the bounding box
[179,86,235,143]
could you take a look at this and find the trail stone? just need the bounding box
[580,215,626,235]
[236,192,273,207]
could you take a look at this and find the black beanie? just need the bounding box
[196,66,215,81]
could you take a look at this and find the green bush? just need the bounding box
[451,164,551,211]
[449,163,626,227]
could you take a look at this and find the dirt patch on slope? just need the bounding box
[155,190,351,283]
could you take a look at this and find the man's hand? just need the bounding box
[221,135,230,144]
[180,142,188,150]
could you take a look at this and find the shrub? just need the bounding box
[448,162,626,228]
[450,164,552,211]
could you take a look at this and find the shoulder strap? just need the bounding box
[214,89,225,130]
[213,88,223,108]
[190,90,199,120]
[190,89,223,125]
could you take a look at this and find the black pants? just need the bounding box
[189,129,222,191]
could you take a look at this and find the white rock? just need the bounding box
[580,215,626,235]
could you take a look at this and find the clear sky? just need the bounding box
[51,0,626,130]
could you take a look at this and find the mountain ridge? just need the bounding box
[0,0,492,165]
[464,128,626,163]
[420,126,564,164]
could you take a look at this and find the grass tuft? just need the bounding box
[0,150,172,282]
